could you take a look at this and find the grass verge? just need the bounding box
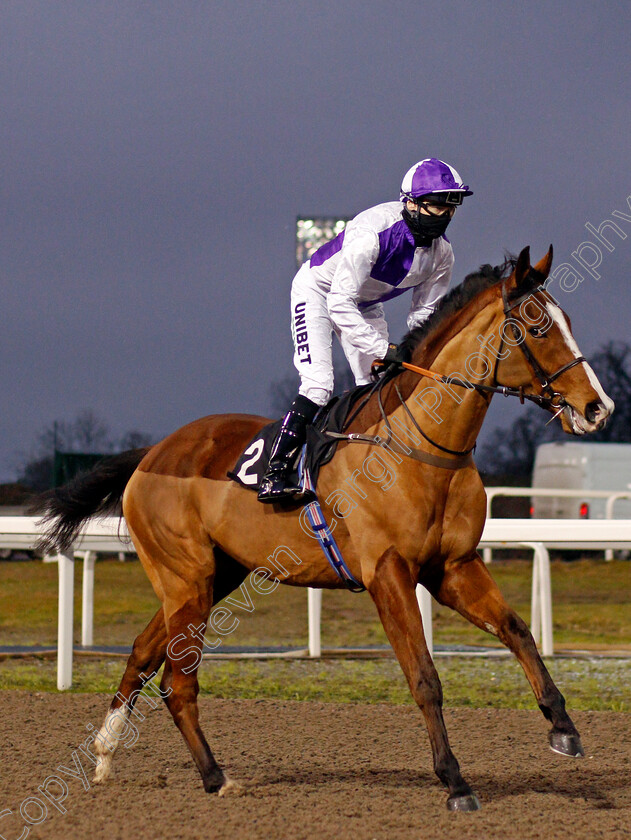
[0,656,629,712]
[1,557,631,648]
[1,556,630,710]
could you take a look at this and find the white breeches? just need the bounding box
[290,265,389,406]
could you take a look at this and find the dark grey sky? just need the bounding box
[2,1,630,481]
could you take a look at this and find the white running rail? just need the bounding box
[1,516,631,689]
[484,488,631,563]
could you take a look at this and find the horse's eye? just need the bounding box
[528,327,545,338]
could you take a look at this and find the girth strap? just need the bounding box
[324,431,475,470]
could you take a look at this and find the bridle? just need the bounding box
[496,272,586,406]
[335,270,587,463]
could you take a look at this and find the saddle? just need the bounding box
[228,384,374,497]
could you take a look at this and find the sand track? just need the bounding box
[1,692,630,839]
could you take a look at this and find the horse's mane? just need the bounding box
[341,251,543,408]
[398,255,521,361]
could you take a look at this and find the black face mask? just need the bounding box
[402,206,452,247]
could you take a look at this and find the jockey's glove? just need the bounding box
[382,343,405,368]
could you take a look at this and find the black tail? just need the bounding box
[31,447,150,554]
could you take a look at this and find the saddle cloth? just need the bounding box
[227,384,373,496]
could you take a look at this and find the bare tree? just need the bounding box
[269,375,301,417]
[269,366,356,416]
[35,409,113,456]
[477,409,559,478]
[118,430,155,450]
[15,410,155,491]
[478,341,631,477]
[588,342,631,442]
[69,409,112,451]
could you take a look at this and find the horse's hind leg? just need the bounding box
[93,550,249,785]
[427,553,583,757]
[159,580,231,793]
[158,550,250,793]
[93,606,168,782]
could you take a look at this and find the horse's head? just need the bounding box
[495,246,614,435]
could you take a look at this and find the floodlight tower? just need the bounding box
[295,216,349,269]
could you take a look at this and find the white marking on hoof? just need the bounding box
[93,756,113,784]
[218,778,246,797]
[91,707,132,783]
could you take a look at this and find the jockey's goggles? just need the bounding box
[409,200,457,218]
[402,191,464,215]
[416,191,465,206]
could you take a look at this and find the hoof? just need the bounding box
[549,730,584,758]
[204,770,227,793]
[93,759,112,784]
[447,792,481,812]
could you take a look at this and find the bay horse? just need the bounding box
[36,246,613,811]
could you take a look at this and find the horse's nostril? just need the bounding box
[585,401,602,423]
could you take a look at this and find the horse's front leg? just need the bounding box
[429,552,583,758]
[366,546,480,812]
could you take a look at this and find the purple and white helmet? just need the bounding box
[400,158,473,205]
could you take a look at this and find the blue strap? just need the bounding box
[298,447,365,593]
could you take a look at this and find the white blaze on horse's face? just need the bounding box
[545,302,615,434]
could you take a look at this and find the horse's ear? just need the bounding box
[512,245,530,287]
[533,244,554,277]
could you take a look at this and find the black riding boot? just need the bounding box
[257,395,320,503]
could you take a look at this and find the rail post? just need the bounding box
[81,551,96,646]
[57,545,75,690]
[483,489,497,564]
[604,493,631,561]
[527,541,553,656]
[308,587,322,657]
[416,584,433,657]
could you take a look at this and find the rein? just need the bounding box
[396,272,586,410]
[396,360,568,409]
[332,274,587,469]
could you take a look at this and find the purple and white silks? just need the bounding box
[291,201,454,406]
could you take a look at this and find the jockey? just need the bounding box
[258,157,473,503]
